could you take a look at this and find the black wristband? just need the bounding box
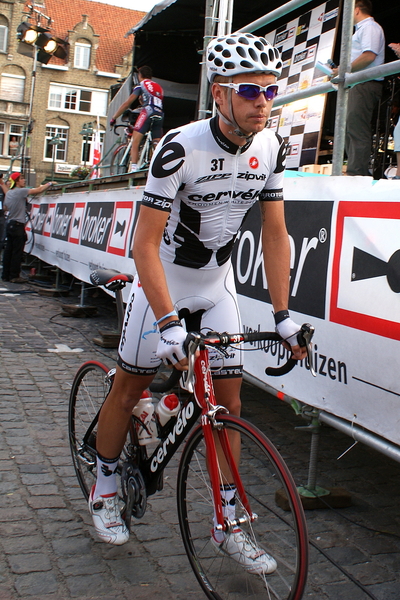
[159,319,182,333]
[273,310,290,325]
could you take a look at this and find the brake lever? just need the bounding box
[180,334,202,393]
[298,323,316,377]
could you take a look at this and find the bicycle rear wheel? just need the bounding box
[110,143,130,175]
[68,361,112,500]
[24,214,34,255]
[177,414,308,600]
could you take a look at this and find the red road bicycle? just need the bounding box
[68,269,314,600]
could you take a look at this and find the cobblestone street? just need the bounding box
[0,280,399,600]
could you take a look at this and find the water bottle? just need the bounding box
[155,393,180,427]
[133,390,157,445]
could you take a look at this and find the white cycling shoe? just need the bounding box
[211,528,277,575]
[88,486,129,545]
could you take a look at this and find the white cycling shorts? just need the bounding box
[117,260,243,379]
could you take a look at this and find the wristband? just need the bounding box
[142,310,178,339]
[159,319,182,333]
[273,310,290,325]
[155,310,178,326]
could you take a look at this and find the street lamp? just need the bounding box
[49,134,61,180]
[17,22,68,64]
[16,18,69,179]
[79,123,94,167]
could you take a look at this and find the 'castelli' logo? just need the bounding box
[249,157,259,169]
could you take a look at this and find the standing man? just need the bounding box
[389,43,400,180]
[2,173,54,283]
[0,173,8,255]
[88,32,307,574]
[332,0,385,176]
[110,65,164,173]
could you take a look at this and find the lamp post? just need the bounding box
[79,122,94,167]
[16,15,69,180]
[49,134,61,181]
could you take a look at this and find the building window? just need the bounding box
[0,25,8,53]
[48,84,107,116]
[8,124,23,157]
[74,43,91,69]
[44,126,68,162]
[81,130,104,164]
[0,73,25,102]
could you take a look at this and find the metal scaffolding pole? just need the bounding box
[331,0,355,176]
[236,0,312,33]
[197,0,216,120]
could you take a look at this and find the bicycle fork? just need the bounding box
[196,353,257,534]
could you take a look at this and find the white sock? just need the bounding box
[94,454,119,498]
[213,485,236,543]
[130,163,137,172]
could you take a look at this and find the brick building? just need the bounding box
[0,0,145,184]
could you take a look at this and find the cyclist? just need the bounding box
[89,33,307,574]
[110,65,164,173]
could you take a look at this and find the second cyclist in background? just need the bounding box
[110,65,164,173]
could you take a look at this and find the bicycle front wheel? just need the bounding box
[110,143,129,175]
[68,361,111,500]
[177,414,308,600]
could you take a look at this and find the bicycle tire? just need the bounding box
[137,136,154,170]
[110,143,130,175]
[68,361,111,500]
[177,414,308,600]
[24,214,34,255]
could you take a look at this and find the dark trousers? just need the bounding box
[2,221,27,280]
[0,213,5,251]
[345,80,383,176]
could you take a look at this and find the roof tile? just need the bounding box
[24,0,145,72]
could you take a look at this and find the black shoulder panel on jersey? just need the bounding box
[273,135,287,174]
[151,131,185,179]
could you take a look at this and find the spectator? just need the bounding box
[8,136,19,156]
[0,173,8,254]
[109,66,164,172]
[332,0,385,176]
[2,173,54,283]
[389,43,400,179]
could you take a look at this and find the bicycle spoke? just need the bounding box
[177,416,308,600]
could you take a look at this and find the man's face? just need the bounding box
[213,72,278,137]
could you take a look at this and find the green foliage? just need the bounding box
[70,166,90,180]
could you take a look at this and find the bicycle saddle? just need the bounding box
[90,269,134,289]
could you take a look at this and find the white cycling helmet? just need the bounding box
[207,33,282,82]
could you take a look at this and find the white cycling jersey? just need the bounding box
[142,116,286,270]
[118,116,286,376]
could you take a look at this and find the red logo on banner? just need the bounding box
[106,201,134,256]
[330,201,400,341]
[249,157,259,169]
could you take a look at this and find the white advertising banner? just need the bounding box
[28,187,142,296]
[28,175,400,446]
[234,175,400,446]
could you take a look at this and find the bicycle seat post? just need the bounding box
[114,288,125,333]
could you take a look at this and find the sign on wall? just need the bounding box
[264,0,339,168]
[28,176,400,448]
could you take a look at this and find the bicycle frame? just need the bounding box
[136,131,152,171]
